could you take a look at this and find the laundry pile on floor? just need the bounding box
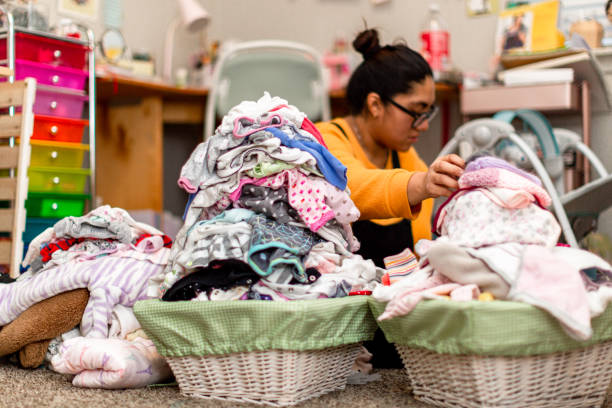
[148,92,380,301]
[0,93,382,390]
[373,155,612,341]
[0,206,172,388]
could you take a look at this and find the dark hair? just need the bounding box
[345,28,433,115]
[607,0,612,14]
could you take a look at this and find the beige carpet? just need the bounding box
[0,364,428,408]
[1,362,610,408]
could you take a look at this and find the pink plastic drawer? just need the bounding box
[34,86,87,119]
[13,59,87,91]
[32,114,88,143]
[0,32,88,70]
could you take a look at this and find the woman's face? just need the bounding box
[374,76,436,152]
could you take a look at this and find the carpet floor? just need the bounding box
[1,363,610,408]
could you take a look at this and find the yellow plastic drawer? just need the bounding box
[30,140,89,168]
[28,166,90,193]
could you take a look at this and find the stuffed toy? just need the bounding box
[0,288,89,368]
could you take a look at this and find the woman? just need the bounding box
[316,28,464,367]
[503,14,527,51]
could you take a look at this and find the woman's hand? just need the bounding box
[408,154,465,205]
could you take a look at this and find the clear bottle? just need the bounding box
[420,3,451,81]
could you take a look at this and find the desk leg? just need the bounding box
[96,96,164,211]
[581,80,591,184]
[441,99,451,148]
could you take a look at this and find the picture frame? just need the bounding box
[494,0,562,55]
[496,8,534,53]
[57,0,99,21]
[466,0,499,17]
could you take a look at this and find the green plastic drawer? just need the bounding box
[29,140,89,168]
[28,166,90,193]
[26,192,88,218]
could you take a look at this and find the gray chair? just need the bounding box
[204,40,330,140]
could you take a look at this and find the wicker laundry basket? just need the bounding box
[396,340,612,408]
[167,344,361,406]
[370,298,612,408]
[134,297,377,407]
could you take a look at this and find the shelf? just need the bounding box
[496,50,610,113]
[460,82,580,115]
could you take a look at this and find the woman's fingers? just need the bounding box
[435,154,465,180]
[426,154,465,197]
[417,154,466,200]
[427,173,459,197]
[445,153,466,168]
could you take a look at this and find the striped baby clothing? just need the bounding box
[382,248,419,285]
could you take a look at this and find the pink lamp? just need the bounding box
[163,0,210,82]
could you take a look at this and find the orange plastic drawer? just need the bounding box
[32,114,88,143]
[30,140,89,168]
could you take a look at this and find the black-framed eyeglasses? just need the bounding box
[385,98,438,129]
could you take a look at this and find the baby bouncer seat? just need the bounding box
[438,109,612,248]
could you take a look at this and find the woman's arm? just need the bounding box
[318,120,439,220]
[407,154,465,206]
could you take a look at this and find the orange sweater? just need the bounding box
[316,118,433,244]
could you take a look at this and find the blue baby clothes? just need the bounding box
[247,214,321,284]
[265,127,347,190]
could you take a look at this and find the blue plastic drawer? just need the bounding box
[23,217,59,244]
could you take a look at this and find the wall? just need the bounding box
[30,0,499,77]
[120,0,500,81]
[119,0,496,160]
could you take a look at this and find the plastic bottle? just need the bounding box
[420,3,451,80]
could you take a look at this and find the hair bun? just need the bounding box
[353,29,381,60]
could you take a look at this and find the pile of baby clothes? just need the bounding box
[373,155,612,341]
[148,93,380,301]
[1,205,172,388]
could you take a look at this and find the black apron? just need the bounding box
[351,149,414,268]
[331,121,413,368]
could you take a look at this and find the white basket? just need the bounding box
[396,340,612,408]
[167,343,361,407]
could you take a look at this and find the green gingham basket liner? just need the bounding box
[369,298,612,357]
[134,296,377,357]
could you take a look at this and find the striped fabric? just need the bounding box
[0,248,169,338]
[382,248,419,285]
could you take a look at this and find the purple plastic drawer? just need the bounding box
[34,86,87,119]
[14,59,88,91]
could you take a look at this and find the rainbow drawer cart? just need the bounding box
[0,12,95,259]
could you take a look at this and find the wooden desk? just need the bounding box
[95,74,459,212]
[96,73,207,212]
